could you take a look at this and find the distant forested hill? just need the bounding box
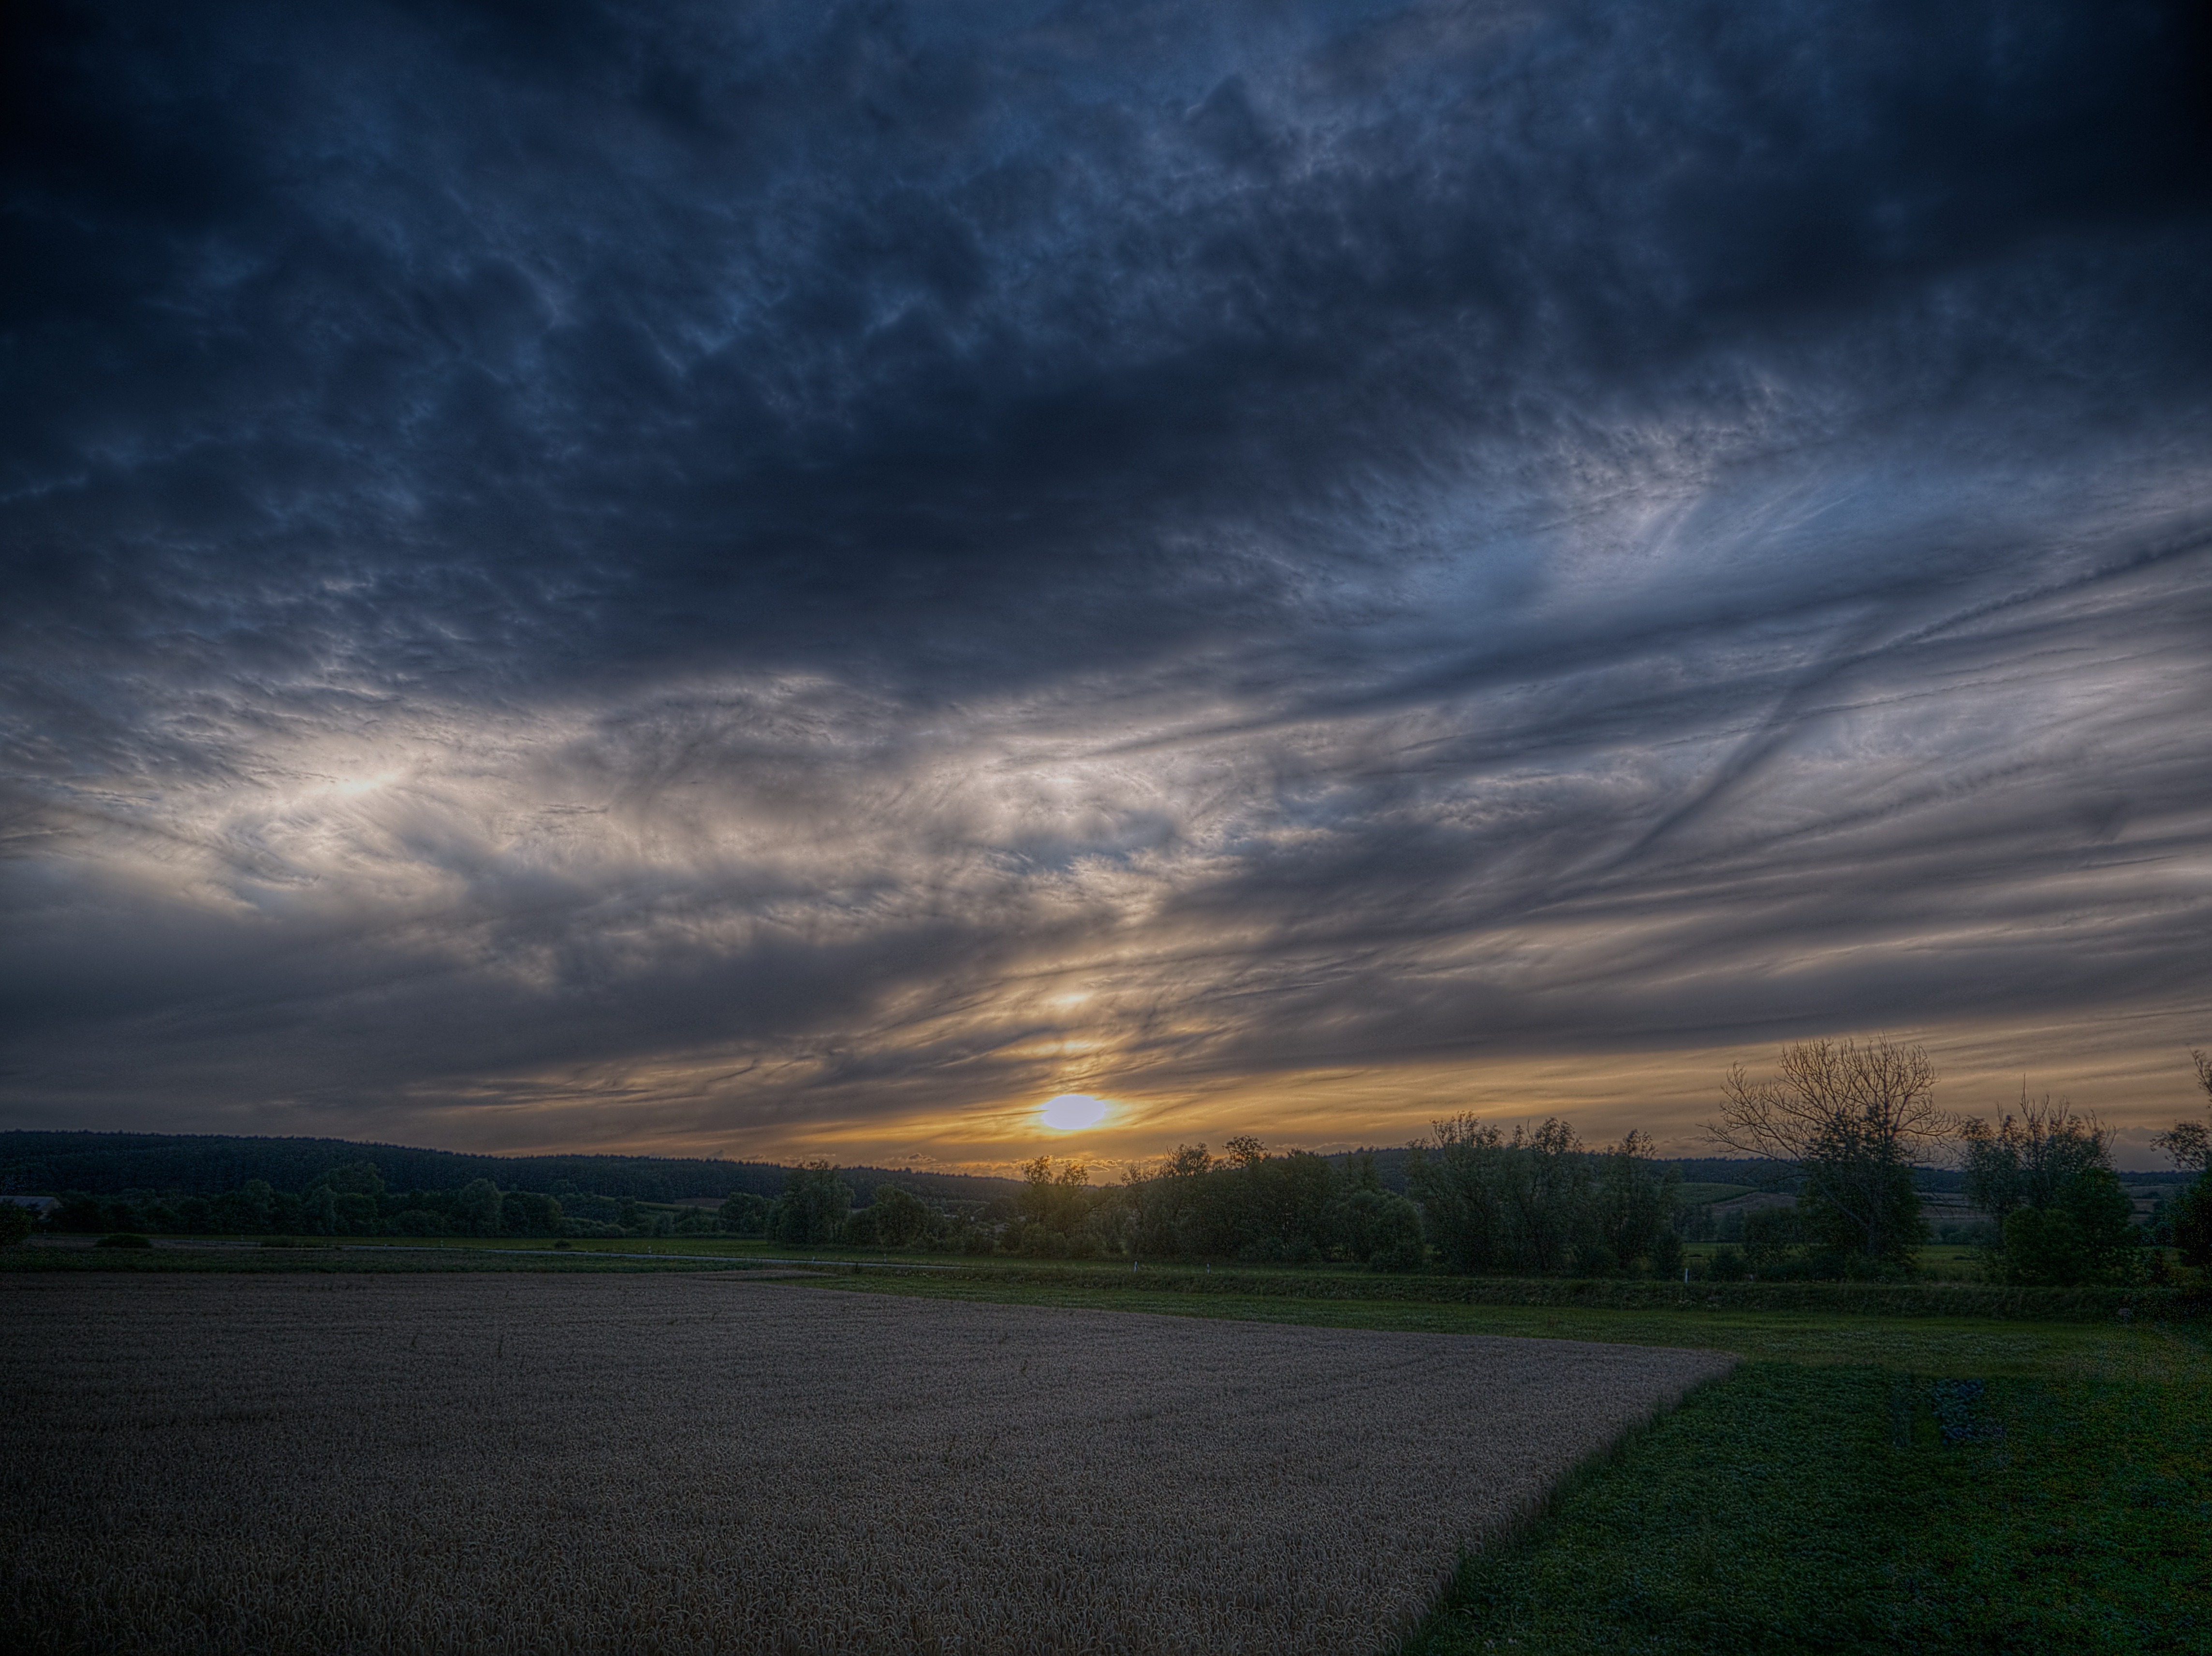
[0,1131,1020,1204]
[1321,1147,1802,1195]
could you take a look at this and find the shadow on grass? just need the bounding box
[1404,1360,2209,1656]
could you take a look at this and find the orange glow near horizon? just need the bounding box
[374,1003,2212,1179]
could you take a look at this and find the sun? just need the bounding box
[1039,1092,1110,1132]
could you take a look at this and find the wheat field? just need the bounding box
[1,1274,1731,1655]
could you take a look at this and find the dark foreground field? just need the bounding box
[0,1274,1724,1656]
[820,1273,2212,1654]
[8,1252,2204,1654]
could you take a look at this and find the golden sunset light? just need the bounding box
[9,4,2210,1649]
[1038,1093,1113,1133]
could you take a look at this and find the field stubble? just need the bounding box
[1,1274,1729,1656]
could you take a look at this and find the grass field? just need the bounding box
[1673,1182,1758,1205]
[1408,1360,2208,1655]
[815,1273,2212,1653]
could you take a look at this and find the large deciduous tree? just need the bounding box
[771,1162,852,1246]
[861,1183,929,1248]
[1960,1094,2136,1285]
[1408,1115,1673,1276]
[2153,1049,2212,1269]
[1591,1131,1681,1276]
[1703,1038,1942,1271]
[455,1177,504,1237]
[1407,1115,1510,1274]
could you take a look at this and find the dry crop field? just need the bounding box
[2,1275,1730,1655]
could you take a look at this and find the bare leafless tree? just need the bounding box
[1703,1036,1946,1263]
[2149,1048,2212,1175]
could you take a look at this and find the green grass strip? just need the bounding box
[894,1263,2200,1322]
[806,1273,2186,1374]
[1406,1362,2211,1655]
[0,1246,747,1274]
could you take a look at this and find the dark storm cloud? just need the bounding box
[3,0,2210,1146]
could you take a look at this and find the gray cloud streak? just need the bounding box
[4,0,2210,1148]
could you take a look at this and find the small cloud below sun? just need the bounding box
[1039,1093,1110,1132]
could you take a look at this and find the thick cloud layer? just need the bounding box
[5,0,2211,1159]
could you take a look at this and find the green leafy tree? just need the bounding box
[864,1183,929,1248]
[302,1186,340,1235]
[1333,1187,1393,1263]
[1999,1168,2138,1286]
[1017,1156,1093,1235]
[211,1178,278,1234]
[1410,1115,1603,1275]
[1131,1145,1218,1258]
[1590,1130,1678,1270]
[770,1162,851,1246]
[2170,1184,2212,1271]
[336,1192,379,1232]
[455,1177,504,1237]
[1501,1118,1591,1274]
[1235,1148,1335,1264]
[1407,1115,1509,1273]
[717,1192,772,1235]
[1961,1094,2109,1225]
[1742,1206,1804,1277]
[308,1162,386,1198]
[1962,1096,2138,1285]
[2152,1049,2212,1268]
[0,1201,33,1248]
[499,1191,563,1236]
[1365,1193,1426,1271]
[49,1193,107,1234]
[1346,1149,1384,1194]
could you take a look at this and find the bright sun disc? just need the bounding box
[1040,1093,1109,1132]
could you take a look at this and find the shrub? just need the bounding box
[1996,1167,2139,1286]
[1569,1242,1620,1278]
[2171,1178,2212,1270]
[717,1192,773,1237]
[1367,1196,1427,1273]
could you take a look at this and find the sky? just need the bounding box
[5,0,2212,1173]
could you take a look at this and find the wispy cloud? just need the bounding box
[4,0,2209,1160]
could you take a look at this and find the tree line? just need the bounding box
[742,1123,1704,1276]
[30,1162,579,1240]
[11,1042,2208,1285]
[0,1131,1023,1209]
[781,1040,2210,1286]
[1698,1038,2210,1285]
